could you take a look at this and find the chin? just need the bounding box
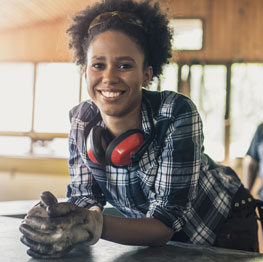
[102,109,129,118]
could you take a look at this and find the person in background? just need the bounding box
[19,0,262,258]
[243,123,263,200]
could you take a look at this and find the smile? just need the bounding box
[100,91,124,98]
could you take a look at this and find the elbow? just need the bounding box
[150,227,174,246]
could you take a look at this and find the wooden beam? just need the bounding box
[0,155,68,175]
[0,131,68,141]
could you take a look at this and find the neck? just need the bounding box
[101,109,142,137]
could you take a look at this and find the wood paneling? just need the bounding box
[168,0,263,62]
[0,0,98,31]
[0,0,263,63]
[0,18,71,62]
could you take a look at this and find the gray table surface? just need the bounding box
[0,199,66,217]
[1,200,263,262]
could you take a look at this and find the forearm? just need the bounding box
[101,215,174,246]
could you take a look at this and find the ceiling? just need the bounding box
[0,0,99,31]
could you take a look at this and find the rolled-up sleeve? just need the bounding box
[146,96,203,232]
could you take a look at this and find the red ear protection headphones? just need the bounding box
[87,126,145,166]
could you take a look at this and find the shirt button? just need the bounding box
[234,202,239,207]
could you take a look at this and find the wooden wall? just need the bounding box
[0,18,72,62]
[164,0,263,63]
[0,0,263,63]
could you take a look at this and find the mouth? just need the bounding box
[99,90,125,98]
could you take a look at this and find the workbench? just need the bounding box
[1,200,263,262]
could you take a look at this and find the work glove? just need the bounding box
[19,191,103,258]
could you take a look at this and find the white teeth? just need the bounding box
[101,91,122,98]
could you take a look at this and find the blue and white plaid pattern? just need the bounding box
[67,89,241,245]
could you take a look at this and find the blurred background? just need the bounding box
[0,0,263,201]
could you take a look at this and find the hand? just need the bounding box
[19,191,103,258]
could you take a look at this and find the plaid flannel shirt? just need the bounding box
[67,89,241,245]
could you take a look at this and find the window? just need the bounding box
[160,63,178,92]
[0,63,34,156]
[148,63,178,92]
[0,62,82,158]
[0,63,34,132]
[169,18,203,50]
[190,65,227,162]
[230,63,263,159]
[81,73,90,102]
[0,136,31,155]
[34,63,80,133]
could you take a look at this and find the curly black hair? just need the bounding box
[66,0,172,78]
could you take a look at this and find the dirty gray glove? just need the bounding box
[19,191,103,258]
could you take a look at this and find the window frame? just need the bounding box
[169,17,205,51]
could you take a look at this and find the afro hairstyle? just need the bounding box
[67,0,173,78]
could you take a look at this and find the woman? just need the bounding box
[19,0,260,258]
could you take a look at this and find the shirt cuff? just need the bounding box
[67,196,104,210]
[146,203,185,232]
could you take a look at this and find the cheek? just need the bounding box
[132,78,143,91]
[126,72,144,89]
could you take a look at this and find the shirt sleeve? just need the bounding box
[67,108,106,210]
[247,124,263,162]
[146,95,203,232]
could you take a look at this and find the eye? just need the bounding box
[92,63,105,70]
[118,63,132,70]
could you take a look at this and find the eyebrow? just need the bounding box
[91,56,136,63]
[116,56,136,63]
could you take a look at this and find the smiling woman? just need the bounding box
[85,31,152,135]
[18,0,262,259]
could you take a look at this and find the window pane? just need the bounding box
[34,63,80,133]
[0,63,34,131]
[148,77,159,91]
[81,74,91,102]
[190,65,226,162]
[160,63,178,92]
[33,138,69,158]
[170,19,203,50]
[230,63,263,159]
[0,136,31,155]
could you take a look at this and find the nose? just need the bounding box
[102,66,119,85]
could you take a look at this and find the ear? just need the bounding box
[142,66,153,87]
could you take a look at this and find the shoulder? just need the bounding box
[143,89,198,120]
[69,99,98,123]
[162,90,197,115]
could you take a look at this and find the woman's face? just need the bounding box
[85,30,152,119]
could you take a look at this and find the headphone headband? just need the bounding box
[85,95,155,166]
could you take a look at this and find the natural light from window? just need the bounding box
[34,63,80,133]
[191,65,226,162]
[0,63,34,132]
[169,19,203,50]
[230,63,263,159]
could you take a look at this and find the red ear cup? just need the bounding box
[86,126,111,165]
[87,127,144,166]
[105,129,144,166]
